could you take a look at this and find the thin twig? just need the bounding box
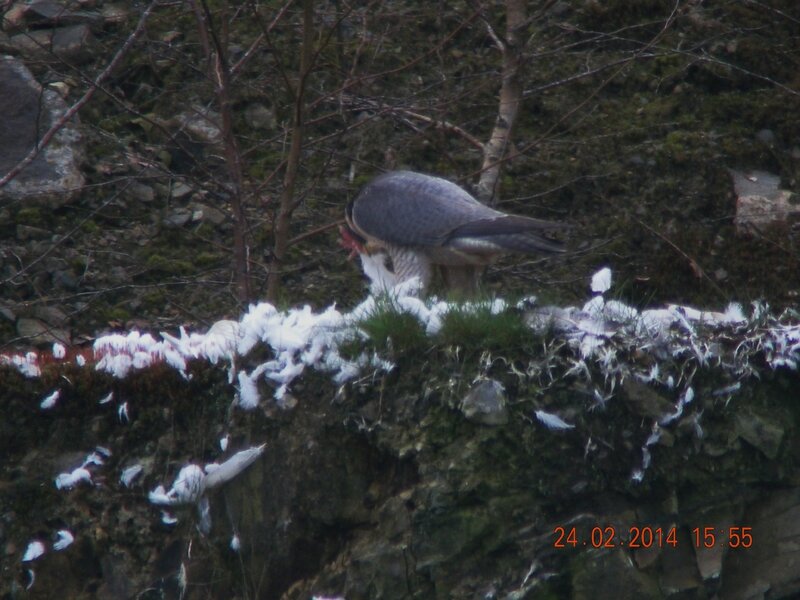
[632,216,727,300]
[287,219,344,246]
[339,95,485,150]
[231,0,296,77]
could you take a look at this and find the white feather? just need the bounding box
[535,410,575,430]
[53,530,74,551]
[590,267,612,293]
[22,540,45,562]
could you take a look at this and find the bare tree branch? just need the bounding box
[339,94,485,151]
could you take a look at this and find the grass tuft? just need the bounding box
[355,299,429,356]
[436,303,534,354]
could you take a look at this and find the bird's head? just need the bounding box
[339,224,366,259]
[342,199,370,258]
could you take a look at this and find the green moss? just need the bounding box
[145,253,193,275]
[16,207,44,226]
[638,95,679,120]
[341,299,548,368]
[659,130,707,165]
[80,220,100,234]
[436,304,535,355]
[141,290,166,310]
[356,299,429,356]
[336,333,368,362]
[194,252,220,268]
[104,306,132,322]
[350,173,373,189]
[69,256,88,271]
[194,223,214,238]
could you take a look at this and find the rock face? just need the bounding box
[0,56,84,206]
[730,169,800,234]
[2,351,800,599]
[2,0,100,63]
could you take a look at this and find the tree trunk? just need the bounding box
[476,0,527,205]
[266,0,314,303]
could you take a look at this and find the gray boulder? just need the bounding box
[0,55,84,207]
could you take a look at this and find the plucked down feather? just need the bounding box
[343,171,567,293]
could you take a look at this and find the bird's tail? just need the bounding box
[486,232,565,254]
[450,215,567,255]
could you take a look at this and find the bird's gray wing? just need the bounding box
[351,171,497,248]
[447,215,567,254]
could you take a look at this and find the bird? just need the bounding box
[341,171,566,294]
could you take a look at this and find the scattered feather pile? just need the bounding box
[522,269,781,481]
[1,268,799,426]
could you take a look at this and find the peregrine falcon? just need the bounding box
[342,171,566,293]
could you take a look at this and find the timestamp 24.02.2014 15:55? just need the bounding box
[553,525,753,550]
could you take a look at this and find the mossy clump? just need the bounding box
[342,299,547,365]
[436,304,536,356]
[103,306,132,323]
[141,290,167,310]
[194,252,221,268]
[355,300,429,357]
[80,220,100,234]
[145,253,194,275]
[16,207,44,226]
[660,130,709,165]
